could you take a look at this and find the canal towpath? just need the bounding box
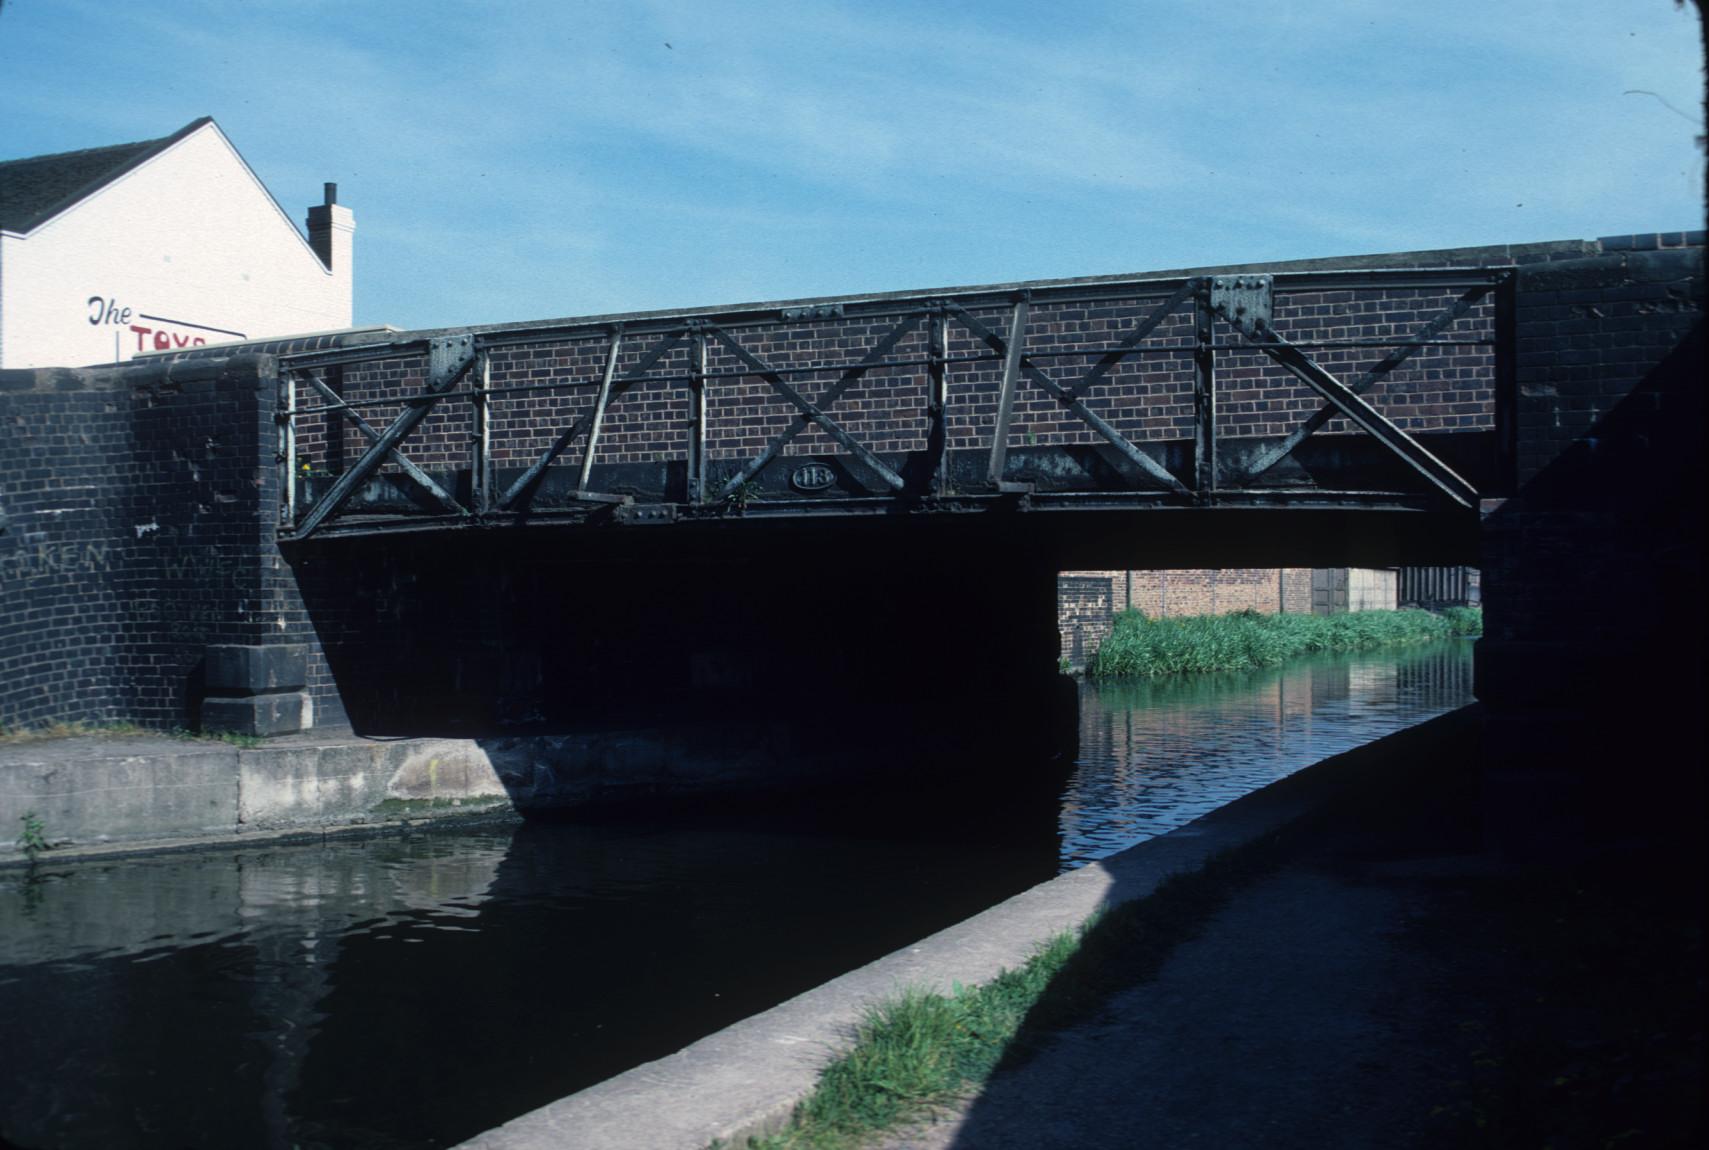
[868,708,1703,1150]
[464,704,1701,1150]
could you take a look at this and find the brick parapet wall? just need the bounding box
[290,283,1503,482]
[0,355,335,730]
[1475,236,1703,846]
[4,233,1696,733]
[1476,235,1702,693]
[268,236,1693,490]
[278,236,1691,503]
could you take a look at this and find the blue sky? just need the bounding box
[2,0,1703,330]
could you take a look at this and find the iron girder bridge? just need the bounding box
[274,267,1515,541]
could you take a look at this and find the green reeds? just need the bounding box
[1439,606,1484,635]
[1087,606,1480,679]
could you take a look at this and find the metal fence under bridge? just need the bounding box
[1398,565,1480,608]
[274,266,1516,540]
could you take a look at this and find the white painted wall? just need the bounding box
[0,122,352,369]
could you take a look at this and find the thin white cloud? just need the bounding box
[2,0,1699,328]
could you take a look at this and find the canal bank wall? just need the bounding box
[454,705,1485,1150]
[0,723,877,862]
[0,732,513,860]
[1,683,1078,861]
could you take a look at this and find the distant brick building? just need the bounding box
[1057,567,1417,666]
[0,117,355,369]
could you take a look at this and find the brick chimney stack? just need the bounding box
[306,182,355,324]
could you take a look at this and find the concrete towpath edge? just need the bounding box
[453,709,1467,1150]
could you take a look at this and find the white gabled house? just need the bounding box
[0,117,354,369]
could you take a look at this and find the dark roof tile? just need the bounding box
[0,117,213,234]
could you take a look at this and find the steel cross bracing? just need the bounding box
[275,267,1513,540]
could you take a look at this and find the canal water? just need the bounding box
[0,641,1471,1149]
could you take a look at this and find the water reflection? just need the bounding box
[0,641,1472,1149]
[0,808,1059,1149]
[0,836,513,1149]
[1060,640,1474,866]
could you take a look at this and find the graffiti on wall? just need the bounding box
[87,295,247,357]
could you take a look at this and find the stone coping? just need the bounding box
[0,730,512,864]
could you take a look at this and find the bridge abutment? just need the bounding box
[0,353,325,735]
[3,234,1701,837]
[1476,242,1704,851]
[282,523,1075,806]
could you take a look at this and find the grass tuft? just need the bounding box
[0,721,264,749]
[15,811,51,862]
[1439,606,1483,636]
[1087,607,1480,679]
[0,720,149,745]
[738,932,1080,1150]
[735,845,1281,1150]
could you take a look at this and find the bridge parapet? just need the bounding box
[275,267,1511,539]
[5,233,1696,748]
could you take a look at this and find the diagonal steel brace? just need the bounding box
[575,333,625,501]
[947,304,1190,496]
[498,330,685,510]
[1238,282,1493,482]
[707,325,906,494]
[294,335,478,538]
[1063,278,1201,404]
[299,371,464,517]
[987,298,1030,488]
[716,312,925,499]
[1238,326,1479,508]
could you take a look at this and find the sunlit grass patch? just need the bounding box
[0,721,263,749]
[733,846,1281,1150]
[736,931,1078,1150]
[1087,606,1480,679]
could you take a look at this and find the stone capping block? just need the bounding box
[1624,248,1706,285]
[0,355,270,395]
[1518,248,1704,293]
[205,644,308,695]
[202,692,307,737]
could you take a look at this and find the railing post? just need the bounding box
[277,370,297,526]
[1194,283,1216,500]
[471,352,491,513]
[324,365,345,479]
[293,334,476,539]
[688,328,708,504]
[577,329,623,499]
[987,295,1029,488]
[1492,270,1518,497]
[927,307,949,495]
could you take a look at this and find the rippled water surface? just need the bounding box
[1059,641,1475,866]
[0,641,1472,1149]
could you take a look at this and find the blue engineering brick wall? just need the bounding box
[2,233,1700,734]
[0,355,335,730]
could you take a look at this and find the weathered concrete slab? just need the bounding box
[1,722,844,861]
[0,741,241,850]
[0,733,514,860]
